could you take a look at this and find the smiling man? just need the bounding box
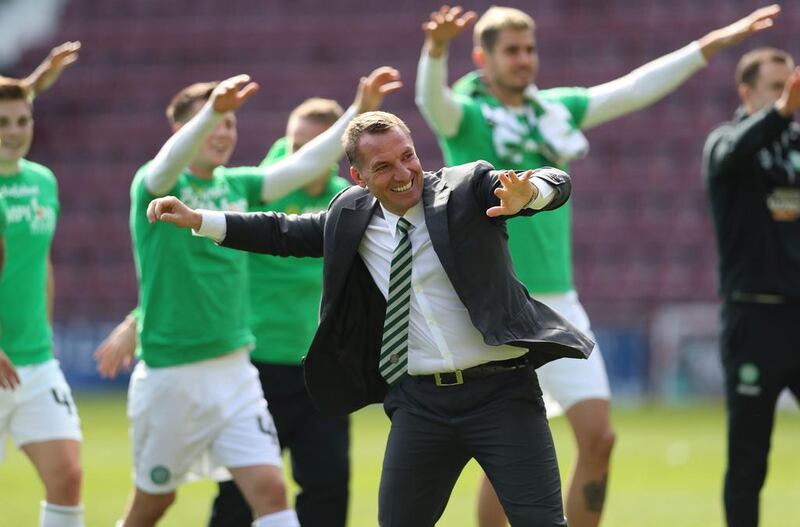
[415,5,782,526]
[0,78,84,527]
[144,110,594,526]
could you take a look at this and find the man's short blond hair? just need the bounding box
[166,81,217,125]
[0,76,31,103]
[288,97,343,130]
[474,6,535,52]
[342,111,411,169]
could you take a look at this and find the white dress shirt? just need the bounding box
[195,177,555,374]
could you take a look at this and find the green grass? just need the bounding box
[1,394,798,526]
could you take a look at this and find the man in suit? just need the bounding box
[146,111,594,527]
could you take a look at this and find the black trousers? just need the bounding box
[378,364,566,527]
[720,302,800,527]
[208,362,350,527]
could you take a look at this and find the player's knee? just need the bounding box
[577,425,616,463]
[44,460,83,503]
[251,472,289,511]
[133,491,176,521]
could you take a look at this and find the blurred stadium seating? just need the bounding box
[3,0,797,393]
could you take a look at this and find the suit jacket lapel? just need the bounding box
[324,191,378,311]
[423,174,456,278]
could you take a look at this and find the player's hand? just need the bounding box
[0,348,20,390]
[94,314,137,379]
[775,67,800,118]
[698,4,780,60]
[146,196,202,230]
[486,170,536,218]
[353,67,403,113]
[24,41,81,97]
[210,74,259,114]
[423,6,478,57]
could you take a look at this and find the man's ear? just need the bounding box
[350,166,367,188]
[472,46,486,69]
[738,83,751,107]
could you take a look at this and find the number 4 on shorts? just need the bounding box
[51,388,74,415]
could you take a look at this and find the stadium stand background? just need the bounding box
[3,0,798,396]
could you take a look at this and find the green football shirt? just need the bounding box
[130,162,264,367]
[0,195,6,235]
[0,160,59,366]
[446,72,590,294]
[249,137,348,364]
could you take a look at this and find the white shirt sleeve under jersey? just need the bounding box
[144,102,222,196]
[257,105,357,203]
[528,178,554,209]
[582,41,707,130]
[415,52,464,138]
[193,209,227,243]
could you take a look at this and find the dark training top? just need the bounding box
[704,106,800,298]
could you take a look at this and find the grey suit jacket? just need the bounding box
[222,161,594,414]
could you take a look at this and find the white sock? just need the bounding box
[252,508,300,527]
[40,502,84,527]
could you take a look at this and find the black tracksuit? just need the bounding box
[704,105,800,527]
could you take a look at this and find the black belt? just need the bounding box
[413,356,530,387]
[728,291,800,305]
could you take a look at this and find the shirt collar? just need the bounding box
[379,200,424,240]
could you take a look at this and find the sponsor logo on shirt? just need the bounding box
[4,196,56,234]
[0,183,39,198]
[766,187,800,222]
[178,185,247,213]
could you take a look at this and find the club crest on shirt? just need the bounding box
[766,187,800,221]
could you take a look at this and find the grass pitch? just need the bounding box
[1,394,798,526]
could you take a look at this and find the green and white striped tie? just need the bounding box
[379,217,414,385]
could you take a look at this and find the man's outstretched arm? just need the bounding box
[144,74,259,196]
[253,66,402,203]
[23,41,80,99]
[147,195,326,257]
[415,6,477,138]
[583,4,780,129]
[705,67,800,179]
[484,167,570,218]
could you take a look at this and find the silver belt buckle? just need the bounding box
[434,370,464,386]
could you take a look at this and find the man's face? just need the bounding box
[287,117,329,154]
[480,28,539,94]
[742,61,793,113]
[350,127,423,216]
[0,99,33,166]
[173,100,238,169]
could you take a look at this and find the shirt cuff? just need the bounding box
[192,209,227,243]
[527,178,555,210]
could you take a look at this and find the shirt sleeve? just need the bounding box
[704,106,792,180]
[415,51,464,138]
[145,103,223,196]
[583,41,707,130]
[256,105,357,203]
[192,209,227,243]
[527,178,555,210]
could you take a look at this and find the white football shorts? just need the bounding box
[0,358,82,462]
[534,291,611,416]
[128,348,282,493]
